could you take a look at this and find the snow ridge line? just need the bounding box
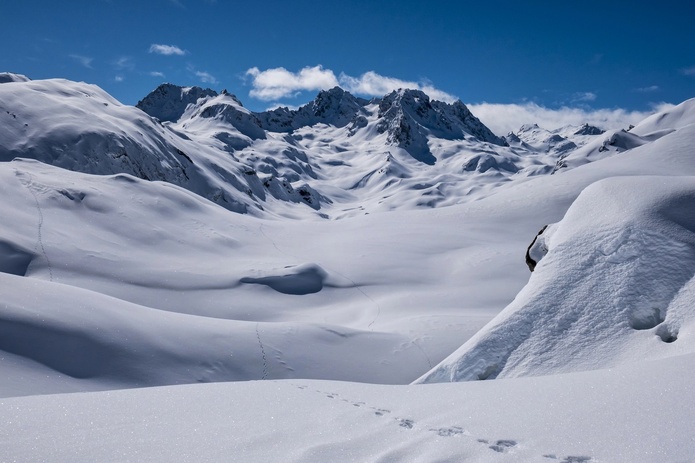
[255,322,268,380]
[15,170,53,282]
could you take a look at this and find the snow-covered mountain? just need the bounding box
[506,122,603,155]
[3,74,695,461]
[0,76,612,218]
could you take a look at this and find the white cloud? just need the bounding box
[246,65,339,101]
[149,71,165,78]
[635,85,660,93]
[113,56,134,71]
[466,102,674,136]
[195,70,217,84]
[149,44,187,56]
[244,65,456,103]
[571,92,597,103]
[69,54,93,69]
[681,66,695,76]
[114,75,124,82]
[339,71,457,103]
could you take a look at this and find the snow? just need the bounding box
[2,77,695,461]
[418,175,695,382]
[2,355,695,462]
[0,72,30,83]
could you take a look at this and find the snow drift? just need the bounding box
[418,175,695,382]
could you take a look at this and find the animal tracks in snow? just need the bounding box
[292,383,594,460]
[430,426,467,437]
[488,439,518,453]
[543,455,594,463]
[398,418,415,429]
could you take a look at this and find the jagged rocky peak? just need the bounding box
[376,88,506,147]
[377,88,432,121]
[257,87,368,132]
[573,123,604,136]
[517,123,541,134]
[438,99,507,146]
[302,86,367,126]
[0,72,31,83]
[196,93,267,141]
[256,106,295,132]
[136,83,219,122]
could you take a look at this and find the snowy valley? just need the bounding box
[1,72,695,462]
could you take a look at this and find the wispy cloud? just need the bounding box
[571,91,597,103]
[681,66,695,76]
[635,85,660,93]
[466,102,674,135]
[186,64,217,85]
[113,56,134,71]
[244,65,457,103]
[149,71,165,78]
[195,70,217,84]
[69,54,93,69]
[246,65,339,101]
[340,71,457,103]
[115,75,124,82]
[149,44,187,56]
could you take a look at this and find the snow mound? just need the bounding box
[240,263,328,295]
[0,72,30,83]
[417,175,695,382]
[630,97,695,137]
[0,240,33,276]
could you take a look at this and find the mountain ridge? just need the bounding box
[1,75,657,219]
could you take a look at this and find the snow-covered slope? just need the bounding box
[419,174,695,382]
[4,354,695,463]
[3,74,695,461]
[0,78,266,214]
[417,105,695,383]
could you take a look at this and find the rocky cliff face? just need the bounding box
[136,83,219,122]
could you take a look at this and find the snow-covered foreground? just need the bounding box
[3,354,695,462]
[2,74,695,461]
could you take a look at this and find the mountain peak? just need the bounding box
[136,83,219,122]
[573,123,605,136]
[304,86,366,126]
[377,88,506,146]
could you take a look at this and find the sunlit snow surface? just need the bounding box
[1,77,695,461]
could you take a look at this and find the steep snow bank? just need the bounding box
[418,175,695,382]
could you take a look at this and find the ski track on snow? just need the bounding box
[14,170,53,281]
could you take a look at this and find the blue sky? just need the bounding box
[2,0,694,131]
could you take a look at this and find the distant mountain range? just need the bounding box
[0,73,647,218]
